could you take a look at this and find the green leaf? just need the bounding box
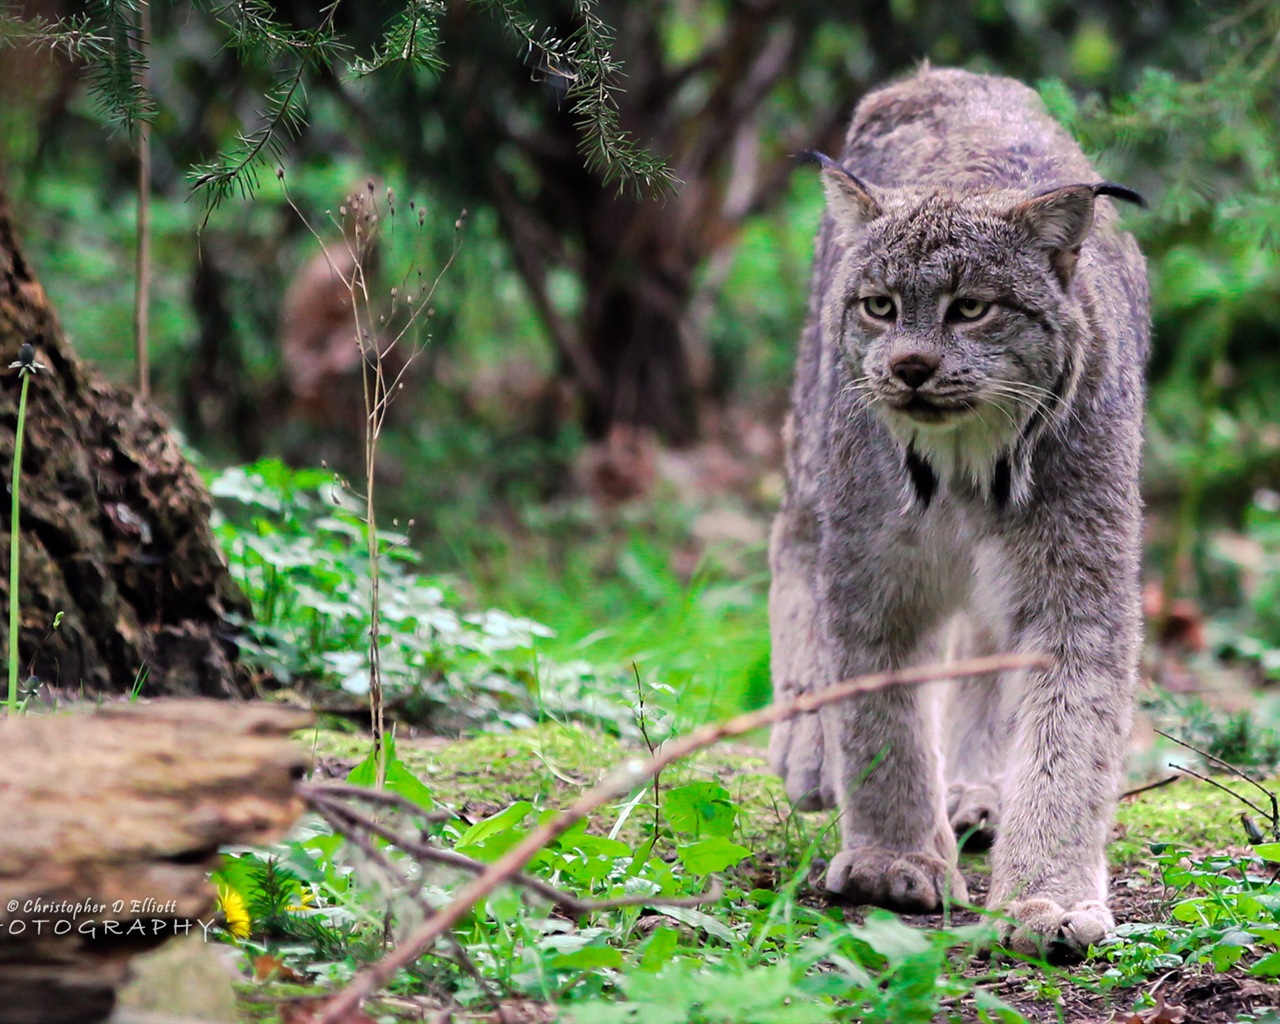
[1252,842,1280,863]
[551,946,624,971]
[850,911,933,967]
[1250,950,1280,977]
[457,801,535,847]
[343,735,434,810]
[638,926,679,971]
[664,782,738,837]
[1208,941,1245,971]
[346,743,379,788]
[677,836,751,874]
[653,905,736,942]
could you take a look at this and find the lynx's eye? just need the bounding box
[949,298,990,322]
[862,295,896,319]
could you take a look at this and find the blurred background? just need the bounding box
[2,0,1279,748]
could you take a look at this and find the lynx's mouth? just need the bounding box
[891,396,971,425]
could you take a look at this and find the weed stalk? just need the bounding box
[281,174,461,783]
[6,343,43,714]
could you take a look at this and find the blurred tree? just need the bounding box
[1,0,1256,453]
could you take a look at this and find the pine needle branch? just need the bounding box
[189,1,346,216]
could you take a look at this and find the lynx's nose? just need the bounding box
[890,354,938,390]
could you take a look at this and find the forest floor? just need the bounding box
[294,719,1280,1024]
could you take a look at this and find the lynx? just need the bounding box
[768,67,1148,955]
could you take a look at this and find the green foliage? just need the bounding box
[1142,689,1280,772]
[1,2,670,209]
[190,2,345,211]
[218,737,1023,1022]
[451,494,773,725]
[1221,498,1280,682]
[1096,844,1280,986]
[209,459,637,732]
[0,1,153,135]
[348,1,446,78]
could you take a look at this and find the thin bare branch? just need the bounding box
[310,801,505,1016]
[1120,774,1181,800]
[1166,761,1274,822]
[1154,727,1277,806]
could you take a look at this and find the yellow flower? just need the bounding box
[286,887,316,913]
[216,885,251,939]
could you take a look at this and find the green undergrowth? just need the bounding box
[208,722,1280,1022]
[304,721,1278,873]
[209,460,771,734]
[308,721,807,858]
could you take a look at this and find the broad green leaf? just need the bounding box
[653,905,736,942]
[343,736,434,811]
[1250,949,1280,977]
[664,781,738,837]
[638,926,679,971]
[457,801,535,847]
[1253,841,1280,863]
[677,836,751,874]
[850,910,932,967]
[550,946,624,970]
[384,750,435,812]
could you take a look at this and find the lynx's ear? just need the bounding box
[1009,182,1145,288]
[805,152,882,239]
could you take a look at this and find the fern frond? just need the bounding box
[476,0,673,196]
[0,11,109,61]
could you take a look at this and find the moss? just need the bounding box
[1114,775,1277,865]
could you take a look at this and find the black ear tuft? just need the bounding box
[807,152,883,238]
[1092,182,1147,209]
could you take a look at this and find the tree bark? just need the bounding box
[0,183,250,697]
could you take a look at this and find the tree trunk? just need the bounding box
[0,184,249,698]
[581,205,700,444]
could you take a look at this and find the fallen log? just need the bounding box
[0,700,311,1024]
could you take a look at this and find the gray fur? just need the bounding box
[769,68,1147,954]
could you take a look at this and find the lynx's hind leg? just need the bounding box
[768,502,833,810]
[943,614,1006,849]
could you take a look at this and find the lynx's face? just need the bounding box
[816,161,1131,501]
[839,192,1070,439]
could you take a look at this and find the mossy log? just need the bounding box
[0,185,250,696]
[0,700,312,1024]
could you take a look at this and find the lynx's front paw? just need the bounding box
[1003,898,1113,959]
[946,782,999,850]
[824,847,969,913]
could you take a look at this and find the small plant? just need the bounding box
[1096,842,1280,985]
[5,340,45,715]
